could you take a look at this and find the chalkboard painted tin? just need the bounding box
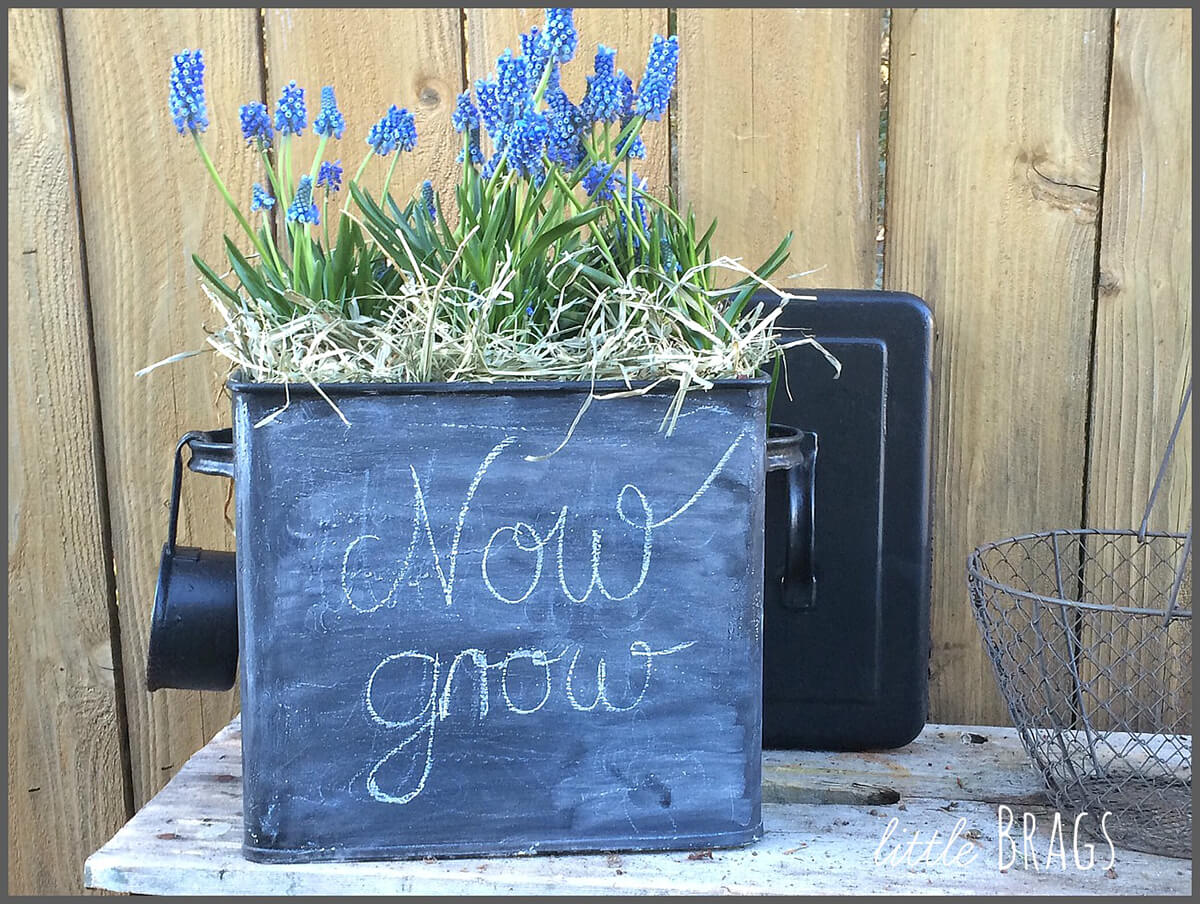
[200,377,766,862]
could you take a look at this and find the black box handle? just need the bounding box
[767,425,818,610]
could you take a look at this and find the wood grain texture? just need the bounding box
[62,8,260,807]
[465,8,670,192]
[263,8,464,225]
[7,8,130,893]
[85,717,1192,895]
[1083,8,1192,732]
[675,9,882,289]
[1089,9,1191,538]
[885,9,1112,724]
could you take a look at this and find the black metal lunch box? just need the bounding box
[759,289,934,751]
[147,378,769,862]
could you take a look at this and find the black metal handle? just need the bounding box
[186,428,235,479]
[166,429,235,553]
[766,425,818,610]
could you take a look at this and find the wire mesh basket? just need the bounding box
[968,384,1192,859]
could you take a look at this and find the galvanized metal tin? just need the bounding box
[225,377,767,862]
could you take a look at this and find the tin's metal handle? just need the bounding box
[767,425,818,610]
[185,428,234,480]
[166,430,234,553]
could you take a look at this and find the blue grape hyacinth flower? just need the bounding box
[459,134,484,165]
[317,159,343,193]
[421,180,437,220]
[546,85,584,169]
[287,175,320,224]
[451,91,479,133]
[545,8,577,63]
[250,182,275,212]
[582,162,623,201]
[239,101,273,148]
[661,238,680,274]
[168,49,208,134]
[581,46,622,123]
[506,112,549,180]
[475,79,504,141]
[520,27,551,81]
[496,50,530,119]
[313,86,345,139]
[393,108,418,152]
[452,92,484,164]
[634,34,679,121]
[366,105,417,156]
[275,81,307,136]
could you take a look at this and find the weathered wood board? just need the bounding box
[1082,7,1192,732]
[7,7,131,894]
[62,7,260,809]
[885,8,1112,725]
[675,8,883,289]
[85,719,1192,895]
[229,381,767,861]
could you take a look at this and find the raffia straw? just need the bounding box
[155,244,838,440]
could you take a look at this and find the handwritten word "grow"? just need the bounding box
[363,640,694,805]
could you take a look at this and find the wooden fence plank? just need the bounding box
[7,8,130,892]
[885,9,1112,724]
[675,9,881,289]
[1088,9,1191,541]
[465,8,670,193]
[1083,8,1192,733]
[62,8,262,806]
[263,8,464,227]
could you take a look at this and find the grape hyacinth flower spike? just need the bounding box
[366,105,417,156]
[505,112,549,181]
[239,101,273,148]
[496,49,530,119]
[617,72,647,159]
[363,105,417,196]
[582,162,623,201]
[520,26,551,86]
[475,79,504,143]
[274,81,308,135]
[313,86,345,139]
[168,49,208,134]
[546,84,585,169]
[287,174,320,224]
[545,8,578,63]
[317,160,343,194]
[251,183,275,211]
[634,34,679,121]
[421,180,437,220]
[451,91,484,165]
[169,48,274,266]
[581,45,621,124]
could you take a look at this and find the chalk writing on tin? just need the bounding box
[341,433,746,610]
[363,641,694,805]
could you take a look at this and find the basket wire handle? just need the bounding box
[1137,381,1191,623]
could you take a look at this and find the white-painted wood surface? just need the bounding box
[85,718,1191,896]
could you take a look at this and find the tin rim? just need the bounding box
[227,372,770,396]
